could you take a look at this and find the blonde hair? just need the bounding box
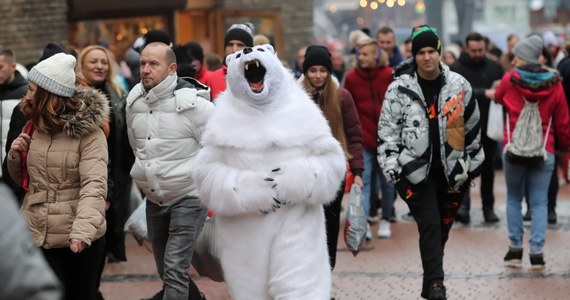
[358,41,389,67]
[254,34,271,46]
[300,74,350,158]
[77,45,121,95]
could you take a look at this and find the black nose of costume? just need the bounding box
[243,47,253,54]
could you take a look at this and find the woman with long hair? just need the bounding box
[77,45,134,299]
[495,35,570,269]
[299,45,364,270]
[7,53,109,300]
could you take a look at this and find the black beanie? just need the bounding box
[303,45,333,74]
[39,43,66,62]
[183,42,204,63]
[224,23,254,48]
[411,25,441,57]
[143,30,172,48]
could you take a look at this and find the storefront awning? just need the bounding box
[67,0,187,21]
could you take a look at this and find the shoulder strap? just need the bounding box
[543,116,553,154]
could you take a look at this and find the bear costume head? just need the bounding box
[225,44,286,107]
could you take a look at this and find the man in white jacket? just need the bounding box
[126,42,214,300]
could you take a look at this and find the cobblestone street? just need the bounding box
[101,170,570,299]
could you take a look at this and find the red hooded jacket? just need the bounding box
[209,65,227,100]
[343,66,393,149]
[495,66,570,153]
[194,66,215,99]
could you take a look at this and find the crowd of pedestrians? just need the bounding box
[1,19,570,300]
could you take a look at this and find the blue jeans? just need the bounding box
[363,148,396,220]
[503,152,554,254]
[146,197,207,300]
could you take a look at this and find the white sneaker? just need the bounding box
[377,219,391,239]
[366,223,372,241]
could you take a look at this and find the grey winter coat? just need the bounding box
[0,183,62,300]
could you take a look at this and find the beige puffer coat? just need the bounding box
[7,86,110,249]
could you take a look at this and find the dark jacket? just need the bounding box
[314,87,364,176]
[343,65,393,149]
[1,71,28,202]
[99,83,134,261]
[389,46,404,67]
[450,52,504,134]
[556,56,570,108]
[0,71,27,100]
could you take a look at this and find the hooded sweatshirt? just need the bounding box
[495,64,570,153]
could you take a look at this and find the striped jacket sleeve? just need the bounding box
[377,81,404,184]
[462,81,485,179]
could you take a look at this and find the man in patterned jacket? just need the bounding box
[377,25,484,300]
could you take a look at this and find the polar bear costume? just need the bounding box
[191,44,346,300]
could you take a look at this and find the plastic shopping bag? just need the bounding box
[191,216,224,282]
[343,184,367,256]
[124,200,149,248]
[486,101,504,141]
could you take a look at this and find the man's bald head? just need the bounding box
[140,42,177,90]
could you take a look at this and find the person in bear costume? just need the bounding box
[191,44,346,300]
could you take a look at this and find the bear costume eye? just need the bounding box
[236,53,241,59]
[257,48,265,52]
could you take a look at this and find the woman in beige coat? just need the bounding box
[7,53,109,300]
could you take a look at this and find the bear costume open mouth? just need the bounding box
[244,60,266,93]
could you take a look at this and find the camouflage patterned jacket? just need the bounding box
[377,61,484,191]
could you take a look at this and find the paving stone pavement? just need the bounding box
[101,170,570,299]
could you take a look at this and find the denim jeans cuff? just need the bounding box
[529,245,543,254]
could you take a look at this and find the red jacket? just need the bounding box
[495,67,570,153]
[209,65,227,100]
[194,66,215,99]
[343,66,393,149]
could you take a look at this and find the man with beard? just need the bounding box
[451,32,504,223]
[0,47,28,202]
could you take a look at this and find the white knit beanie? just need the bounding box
[28,52,76,97]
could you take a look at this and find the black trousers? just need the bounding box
[397,172,466,294]
[462,135,497,211]
[42,237,105,300]
[324,181,345,270]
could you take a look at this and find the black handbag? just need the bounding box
[504,151,544,168]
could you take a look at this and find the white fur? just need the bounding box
[192,44,346,300]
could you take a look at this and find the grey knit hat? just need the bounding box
[28,52,76,97]
[512,35,543,65]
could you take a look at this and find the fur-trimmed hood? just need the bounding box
[510,64,560,103]
[60,86,110,138]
